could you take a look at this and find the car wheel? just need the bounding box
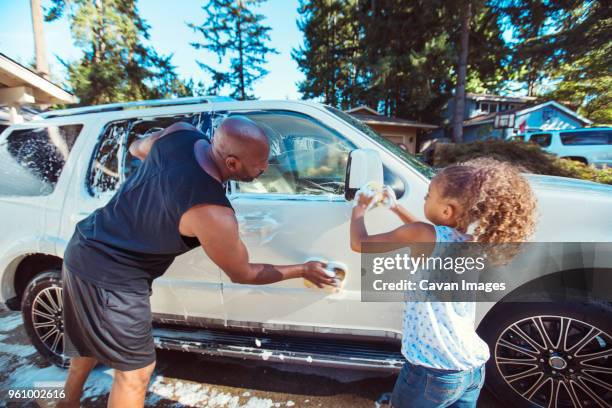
[21,270,69,368]
[478,302,611,408]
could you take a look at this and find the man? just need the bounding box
[58,117,334,407]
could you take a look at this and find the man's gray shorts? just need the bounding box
[61,264,156,371]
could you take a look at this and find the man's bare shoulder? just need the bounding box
[181,204,237,237]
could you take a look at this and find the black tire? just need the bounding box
[21,270,69,368]
[478,302,612,408]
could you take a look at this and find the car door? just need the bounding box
[59,111,227,324]
[219,109,404,339]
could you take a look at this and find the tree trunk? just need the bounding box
[30,0,49,79]
[237,2,245,100]
[451,2,471,143]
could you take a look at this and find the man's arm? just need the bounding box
[180,205,335,287]
[129,122,200,161]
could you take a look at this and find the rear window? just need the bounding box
[529,133,552,147]
[0,124,83,196]
[560,130,611,146]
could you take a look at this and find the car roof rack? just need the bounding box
[40,96,234,119]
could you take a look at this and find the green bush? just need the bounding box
[433,140,612,185]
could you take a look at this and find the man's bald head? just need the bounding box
[211,116,270,182]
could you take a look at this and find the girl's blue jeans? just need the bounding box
[391,361,486,408]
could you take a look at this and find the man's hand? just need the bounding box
[301,261,336,289]
[129,122,200,161]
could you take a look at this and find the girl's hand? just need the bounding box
[355,191,375,210]
[382,186,398,210]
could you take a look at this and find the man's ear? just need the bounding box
[225,155,239,171]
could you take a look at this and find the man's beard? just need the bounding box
[241,169,264,182]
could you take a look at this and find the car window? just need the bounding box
[0,124,83,196]
[233,111,356,196]
[89,113,208,197]
[123,113,209,181]
[529,133,552,147]
[560,130,611,146]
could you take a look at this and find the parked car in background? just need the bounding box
[0,97,611,408]
[510,127,612,167]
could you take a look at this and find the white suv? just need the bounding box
[1,97,611,408]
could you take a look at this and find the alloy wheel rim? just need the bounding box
[495,315,612,407]
[31,286,68,363]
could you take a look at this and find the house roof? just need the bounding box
[463,101,592,127]
[466,93,537,104]
[0,53,77,105]
[350,113,437,129]
[346,105,380,116]
[345,105,437,129]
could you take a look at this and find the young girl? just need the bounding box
[350,158,537,408]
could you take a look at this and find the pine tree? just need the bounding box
[292,0,366,110]
[188,0,277,100]
[294,0,506,124]
[44,0,193,105]
[494,0,611,122]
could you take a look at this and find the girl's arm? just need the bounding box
[390,204,419,224]
[350,194,434,253]
[383,188,419,224]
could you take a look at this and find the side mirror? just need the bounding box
[344,148,383,200]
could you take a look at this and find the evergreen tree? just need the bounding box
[188,0,277,100]
[45,0,193,105]
[294,0,506,124]
[494,0,611,102]
[292,0,366,110]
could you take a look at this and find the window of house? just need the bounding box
[543,108,554,122]
[0,124,83,196]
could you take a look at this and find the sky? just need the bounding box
[0,0,305,100]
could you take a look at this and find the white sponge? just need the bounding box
[353,182,397,210]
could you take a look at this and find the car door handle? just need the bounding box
[236,212,280,244]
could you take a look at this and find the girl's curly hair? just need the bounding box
[435,157,538,244]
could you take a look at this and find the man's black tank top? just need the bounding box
[64,129,233,293]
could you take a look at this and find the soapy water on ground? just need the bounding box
[0,308,499,407]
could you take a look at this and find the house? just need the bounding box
[427,93,591,144]
[346,106,437,154]
[462,100,592,141]
[0,52,77,131]
[461,93,537,118]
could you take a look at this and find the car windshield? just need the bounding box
[324,106,436,179]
